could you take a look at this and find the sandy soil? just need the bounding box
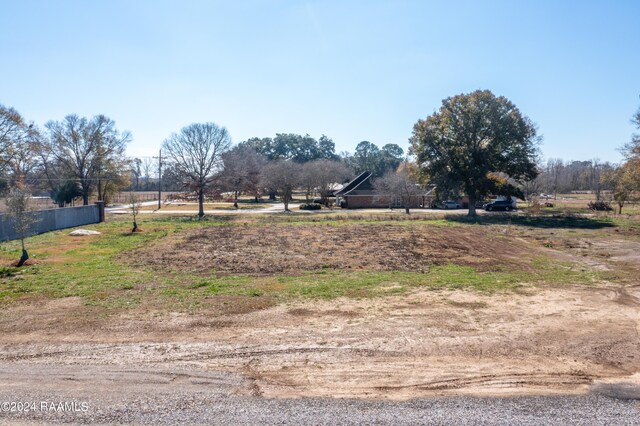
[1,220,639,408]
[1,283,639,400]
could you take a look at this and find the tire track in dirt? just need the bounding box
[374,372,595,391]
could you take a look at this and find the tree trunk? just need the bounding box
[17,239,28,267]
[132,221,138,232]
[284,192,290,212]
[254,195,259,203]
[198,190,205,218]
[82,192,89,206]
[234,191,239,209]
[619,202,623,215]
[467,194,477,217]
[405,206,410,214]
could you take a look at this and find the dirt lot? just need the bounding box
[132,223,547,274]
[0,216,639,415]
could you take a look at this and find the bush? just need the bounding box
[299,203,321,210]
[588,200,613,211]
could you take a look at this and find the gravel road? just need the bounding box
[1,392,639,425]
[1,364,638,425]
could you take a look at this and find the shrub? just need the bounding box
[588,200,613,211]
[299,203,321,210]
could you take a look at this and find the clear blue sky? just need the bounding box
[1,0,638,163]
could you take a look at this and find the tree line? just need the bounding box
[605,107,640,213]
[0,106,130,206]
[2,90,639,218]
[524,112,640,213]
[0,103,406,215]
[161,125,405,216]
[524,159,616,199]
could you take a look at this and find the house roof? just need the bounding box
[334,171,372,196]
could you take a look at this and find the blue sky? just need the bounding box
[1,0,638,163]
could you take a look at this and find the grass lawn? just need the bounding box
[0,212,635,314]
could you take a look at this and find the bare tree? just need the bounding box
[141,157,155,190]
[44,114,131,205]
[5,130,42,187]
[162,122,232,218]
[260,160,301,212]
[0,105,42,186]
[374,169,424,214]
[5,186,38,266]
[521,175,543,204]
[221,145,267,207]
[299,162,316,202]
[0,105,27,170]
[301,159,351,206]
[131,158,142,190]
[545,158,563,198]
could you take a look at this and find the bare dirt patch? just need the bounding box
[0,285,639,399]
[521,226,640,277]
[130,224,546,274]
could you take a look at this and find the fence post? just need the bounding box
[95,201,105,223]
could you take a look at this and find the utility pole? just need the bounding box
[153,149,162,210]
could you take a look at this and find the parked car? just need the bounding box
[483,199,515,211]
[442,200,461,209]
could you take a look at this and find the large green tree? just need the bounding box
[410,90,539,216]
[351,141,381,175]
[239,133,336,162]
[346,141,404,177]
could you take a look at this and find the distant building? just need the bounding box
[335,171,434,209]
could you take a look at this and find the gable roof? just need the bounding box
[334,171,372,196]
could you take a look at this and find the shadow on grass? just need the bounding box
[151,215,237,224]
[444,213,616,229]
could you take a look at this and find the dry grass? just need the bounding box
[130,224,543,275]
[138,202,269,211]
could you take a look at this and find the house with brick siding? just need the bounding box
[335,171,434,209]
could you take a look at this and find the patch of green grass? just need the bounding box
[0,221,176,303]
[0,266,19,278]
[0,214,626,311]
[187,258,611,301]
